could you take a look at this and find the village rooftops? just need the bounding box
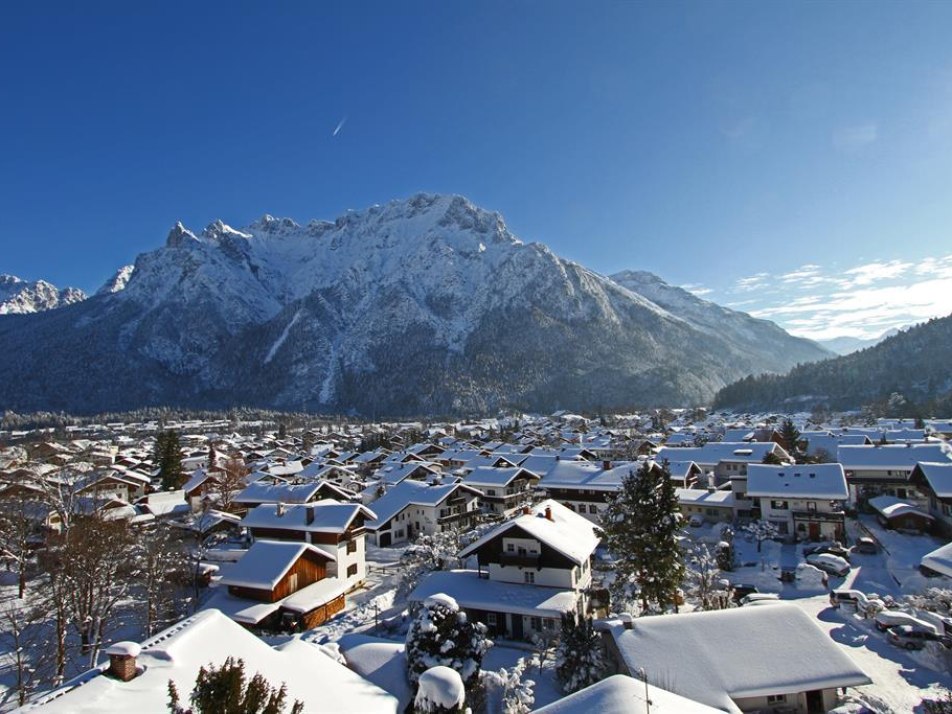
[745,463,848,500]
[656,442,791,465]
[463,465,539,486]
[605,603,870,713]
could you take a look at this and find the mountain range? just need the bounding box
[0,194,831,415]
[816,328,901,356]
[0,274,86,315]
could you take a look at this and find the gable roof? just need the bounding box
[242,501,376,533]
[838,443,952,469]
[607,604,870,713]
[745,463,848,499]
[533,674,720,714]
[458,499,598,565]
[218,540,333,590]
[24,609,399,713]
[364,480,481,530]
[233,481,323,505]
[913,461,952,499]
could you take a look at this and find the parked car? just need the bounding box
[829,588,884,615]
[803,542,851,561]
[740,593,780,606]
[730,583,760,603]
[806,552,851,577]
[919,611,952,636]
[887,624,947,650]
[852,537,879,555]
[874,610,939,633]
[688,514,704,528]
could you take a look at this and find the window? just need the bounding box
[588,504,597,514]
[507,543,515,552]
[487,489,496,496]
[531,617,542,630]
[806,501,817,512]
[766,694,786,704]
[770,500,789,510]
[487,612,497,626]
[347,539,357,554]
[347,564,358,577]
[524,571,535,584]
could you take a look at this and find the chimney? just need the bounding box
[545,506,553,521]
[619,613,634,630]
[306,505,315,525]
[522,505,531,515]
[602,460,611,471]
[105,642,141,682]
[276,502,286,517]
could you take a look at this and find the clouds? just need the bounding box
[730,255,952,340]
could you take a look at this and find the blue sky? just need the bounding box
[3,1,952,339]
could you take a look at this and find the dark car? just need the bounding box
[731,583,759,603]
[852,537,879,555]
[887,625,949,650]
[803,542,851,561]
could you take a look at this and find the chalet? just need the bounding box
[912,462,952,536]
[745,463,848,542]
[601,604,870,713]
[838,443,952,506]
[215,540,344,630]
[370,461,440,486]
[409,500,598,641]
[364,480,483,547]
[241,501,375,590]
[22,609,398,713]
[462,466,540,515]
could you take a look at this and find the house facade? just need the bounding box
[745,463,849,542]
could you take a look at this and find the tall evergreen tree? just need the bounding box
[779,419,801,459]
[554,612,604,694]
[599,461,685,613]
[156,430,184,491]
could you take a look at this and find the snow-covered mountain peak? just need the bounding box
[96,265,135,295]
[0,274,86,314]
[166,221,198,248]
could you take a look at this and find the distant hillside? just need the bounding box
[817,327,900,356]
[713,314,952,413]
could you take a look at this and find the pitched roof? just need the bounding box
[241,501,376,533]
[24,609,399,713]
[914,461,952,498]
[533,674,721,714]
[364,480,481,530]
[606,604,870,713]
[745,463,848,499]
[837,443,952,469]
[218,540,333,590]
[458,499,598,565]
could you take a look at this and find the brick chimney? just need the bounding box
[522,505,531,515]
[602,460,612,471]
[544,506,553,521]
[105,642,141,682]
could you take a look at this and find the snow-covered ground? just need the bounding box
[699,522,952,712]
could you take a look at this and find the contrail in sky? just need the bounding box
[332,117,347,137]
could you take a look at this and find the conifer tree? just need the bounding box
[156,430,184,491]
[554,612,604,694]
[599,461,685,613]
[167,657,303,714]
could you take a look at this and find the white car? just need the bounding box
[740,593,781,606]
[874,610,939,634]
[806,552,850,577]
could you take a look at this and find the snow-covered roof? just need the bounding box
[218,540,333,590]
[533,674,721,714]
[921,541,952,578]
[364,480,480,530]
[657,442,789,466]
[868,494,934,521]
[233,481,322,505]
[336,634,413,711]
[24,609,399,713]
[606,604,870,713]
[914,462,952,498]
[458,499,599,565]
[242,501,375,533]
[408,569,579,617]
[838,443,952,469]
[676,488,735,507]
[463,466,538,487]
[745,463,848,499]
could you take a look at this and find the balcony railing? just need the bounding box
[498,552,540,568]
